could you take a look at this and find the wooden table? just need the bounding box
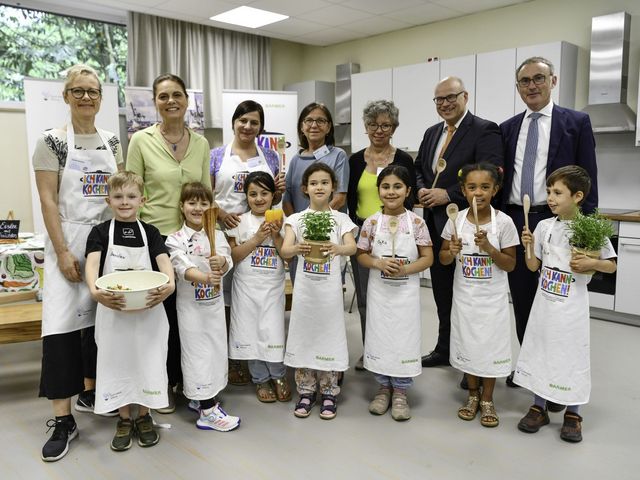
[0,300,42,344]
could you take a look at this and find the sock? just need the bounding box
[199,397,216,410]
[566,405,580,414]
[534,394,546,409]
[56,414,75,424]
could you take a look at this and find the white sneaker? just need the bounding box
[196,404,240,432]
[188,400,200,413]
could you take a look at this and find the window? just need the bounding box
[0,5,127,105]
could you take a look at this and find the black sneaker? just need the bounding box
[110,417,134,452]
[41,417,78,462]
[75,390,119,417]
[135,414,159,447]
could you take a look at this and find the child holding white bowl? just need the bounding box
[85,171,175,452]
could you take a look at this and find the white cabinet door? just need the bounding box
[614,236,640,316]
[392,62,440,152]
[515,41,578,112]
[439,54,476,114]
[351,69,392,152]
[476,48,516,124]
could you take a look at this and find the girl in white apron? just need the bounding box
[440,163,519,428]
[165,182,241,432]
[356,166,433,421]
[515,166,616,442]
[280,164,358,420]
[226,172,290,403]
[85,172,176,451]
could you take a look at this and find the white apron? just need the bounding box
[176,247,228,401]
[94,220,169,414]
[364,212,422,377]
[449,207,512,377]
[215,144,273,214]
[284,212,348,371]
[229,214,286,362]
[42,125,117,336]
[514,219,591,404]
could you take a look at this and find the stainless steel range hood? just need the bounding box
[582,12,636,133]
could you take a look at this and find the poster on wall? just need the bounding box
[222,90,298,172]
[23,78,119,235]
[125,87,205,138]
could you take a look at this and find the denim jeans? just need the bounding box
[373,373,414,390]
[248,360,286,384]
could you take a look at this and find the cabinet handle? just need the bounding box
[619,242,640,248]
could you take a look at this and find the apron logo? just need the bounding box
[461,254,493,279]
[81,171,110,197]
[380,255,409,281]
[193,283,220,301]
[233,171,249,193]
[540,266,572,297]
[303,260,330,275]
[251,245,278,269]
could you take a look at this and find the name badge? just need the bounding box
[250,245,278,270]
[461,254,493,280]
[68,158,88,172]
[247,156,264,169]
[539,266,573,302]
[313,145,330,160]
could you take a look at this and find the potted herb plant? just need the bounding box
[300,211,335,264]
[568,210,615,275]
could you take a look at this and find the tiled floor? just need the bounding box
[1,284,638,479]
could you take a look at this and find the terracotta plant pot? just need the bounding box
[571,246,599,275]
[304,239,330,264]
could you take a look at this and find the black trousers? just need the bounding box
[425,215,455,355]
[505,204,553,343]
[163,289,182,387]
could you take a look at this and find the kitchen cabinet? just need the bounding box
[439,54,476,114]
[515,41,578,111]
[614,222,640,316]
[351,69,392,152]
[284,80,335,118]
[392,62,440,152]
[476,48,517,124]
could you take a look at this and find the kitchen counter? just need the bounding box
[600,208,640,222]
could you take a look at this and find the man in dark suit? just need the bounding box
[415,76,503,368]
[501,56,597,387]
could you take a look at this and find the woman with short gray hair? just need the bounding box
[346,99,416,370]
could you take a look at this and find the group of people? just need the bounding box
[34,55,615,463]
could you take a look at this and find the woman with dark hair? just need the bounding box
[346,100,416,370]
[210,99,284,386]
[283,102,349,216]
[127,73,212,413]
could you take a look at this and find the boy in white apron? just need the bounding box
[356,165,433,421]
[226,172,290,404]
[516,166,616,443]
[85,172,176,451]
[165,182,241,432]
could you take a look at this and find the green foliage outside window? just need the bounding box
[0,5,127,105]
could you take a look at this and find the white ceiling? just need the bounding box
[9,0,530,46]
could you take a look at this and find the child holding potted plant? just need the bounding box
[356,165,434,421]
[280,163,357,420]
[226,172,291,404]
[516,165,617,443]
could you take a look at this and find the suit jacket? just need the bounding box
[414,112,503,234]
[500,104,598,214]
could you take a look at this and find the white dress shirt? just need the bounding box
[431,110,469,171]
[509,101,554,206]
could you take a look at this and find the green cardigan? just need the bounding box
[127,124,211,236]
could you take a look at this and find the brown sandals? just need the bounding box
[480,400,499,427]
[273,377,292,402]
[256,381,277,403]
[458,394,480,421]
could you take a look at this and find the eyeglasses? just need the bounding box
[433,91,465,105]
[517,74,547,87]
[303,117,329,127]
[366,123,393,133]
[66,88,102,100]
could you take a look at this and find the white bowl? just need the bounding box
[95,270,169,311]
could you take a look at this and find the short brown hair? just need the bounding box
[107,171,144,195]
[180,182,213,204]
[546,165,591,205]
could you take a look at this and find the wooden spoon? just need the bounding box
[203,206,219,289]
[388,216,399,259]
[446,203,460,262]
[431,157,447,188]
[471,197,480,234]
[523,194,531,260]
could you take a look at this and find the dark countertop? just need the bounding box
[599,209,640,223]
